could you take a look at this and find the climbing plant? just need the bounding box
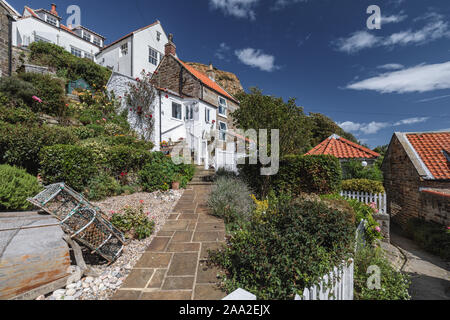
[125,70,156,141]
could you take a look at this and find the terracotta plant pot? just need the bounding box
[172,181,180,190]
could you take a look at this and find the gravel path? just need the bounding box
[42,189,183,301]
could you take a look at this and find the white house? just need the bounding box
[12,3,105,61]
[96,20,169,78]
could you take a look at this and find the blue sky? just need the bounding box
[12,0,450,148]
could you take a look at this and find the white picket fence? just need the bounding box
[340,190,387,214]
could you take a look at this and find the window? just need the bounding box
[172,102,182,120]
[84,52,94,61]
[46,15,58,26]
[93,37,101,46]
[156,31,161,42]
[82,31,91,42]
[71,46,82,58]
[34,34,51,43]
[120,43,128,56]
[219,121,227,141]
[185,105,193,120]
[149,47,158,66]
[205,108,211,123]
[218,97,227,116]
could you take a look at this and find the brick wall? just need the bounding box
[420,192,449,226]
[0,5,10,77]
[383,134,450,229]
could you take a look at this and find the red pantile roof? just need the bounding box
[306,134,380,159]
[176,58,238,103]
[406,132,450,180]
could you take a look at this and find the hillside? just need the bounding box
[185,62,244,96]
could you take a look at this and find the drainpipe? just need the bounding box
[7,14,13,76]
[159,90,162,150]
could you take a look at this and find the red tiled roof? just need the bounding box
[24,6,38,17]
[406,132,450,180]
[176,58,238,103]
[306,134,380,159]
[420,188,450,198]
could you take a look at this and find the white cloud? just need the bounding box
[347,61,450,94]
[271,0,308,10]
[215,42,231,60]
[377,63,404,70]
[209,0,260,20]
[417,94,450,103]
[334,13,450,53]
[393,117,429,126]
[338,117,430,135]
[381,13,407,24]
[235,48,279,72]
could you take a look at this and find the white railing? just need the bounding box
[215,148,237,172]
[340,190,387,214]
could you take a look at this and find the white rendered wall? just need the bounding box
[97,37,132,76]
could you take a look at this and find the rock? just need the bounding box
[66,288,77,296]
[84,276,94,283]
[52,289,66,298]
[99,284,105,291]
[82,282,90,288]
[66,283,77,290]
[64,296,75,300]
[36,295,45,300]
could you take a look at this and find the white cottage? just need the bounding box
[96,21,169,78]
[12,3,105,61]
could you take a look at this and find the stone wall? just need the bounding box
[373,213,390,243]
[383,134,450,229]
[0,4,10,77]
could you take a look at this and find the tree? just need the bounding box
[232,87,312,157]
[307,112,358,147]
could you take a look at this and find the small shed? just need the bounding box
[382,131,450,228]
[67,78,90,95]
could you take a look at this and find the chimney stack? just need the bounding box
[206,63,215,82]
[50,3,58,16]
[165,34,176,56]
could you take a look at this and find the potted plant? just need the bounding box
[171,173,183,190]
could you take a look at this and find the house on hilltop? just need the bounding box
[12,3,105,61]
[306,134,380,165]
[382,131,450,228]
[96,20,169,78]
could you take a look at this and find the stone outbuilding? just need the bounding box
[0,0,18,77]
[382,131,450,229]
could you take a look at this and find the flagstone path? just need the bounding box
[112,181,227,300]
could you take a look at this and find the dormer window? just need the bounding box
[46,15,58,27]
[218,97,227,117]
[83,31,91,42]
[93,37,101,47]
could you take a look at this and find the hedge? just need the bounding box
[39,144,97,192]
[341,179,385,194]
[0,123,78,175]
[0,164,42,211]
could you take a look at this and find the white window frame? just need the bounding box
[34,34,51,44]
[218,97,227,117]
[149,47,158,66]
[93,37,101,46]
[219,121,227,141]
[82,31,91,42]
[171,102,182,120]
[71,46,82,58]
[205,107,211,123]
[185,105,194,121]
[120,43,128,57]
[46,15,58,27]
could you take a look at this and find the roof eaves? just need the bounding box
[396,132,434,180]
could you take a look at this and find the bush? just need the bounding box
[107,145,153,176]
[0,105,39,124]
[71,126,98,140]
[209,197,355,299]
[342,179,385,194]
[110,204,154,240]
[87,173,122,201]
[0,164,43,211]
[18,72,67,116]
[138,153,194,192]
[29,41,111,88]
[207,176,255,225]
[405,218,450,260]
[354,246,410,300]
[0,76,35,107]
[39,144,97,192]
[342,160,383,182]
[0,123,78,174]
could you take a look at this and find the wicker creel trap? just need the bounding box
[27,183,125,262]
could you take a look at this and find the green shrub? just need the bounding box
[210,197,355,299]
[354,246,410,300]
[341,179,385,194]
[0,123,78,174]
[0,105,39,124]
[18,72,67,116]
[0,164,43,211]
[207,176,255,225]
[39,144,97,192]
[107,145,153,176]
[405,218,450,260]
[110,204,154,240]
[87,173,122,201]
[29,41,111,88]
[342,160,383,182]
[0,76,35,107]
[71,126,98,140]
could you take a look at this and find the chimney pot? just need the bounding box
[206,63,215,82]
[164,33,176,56]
